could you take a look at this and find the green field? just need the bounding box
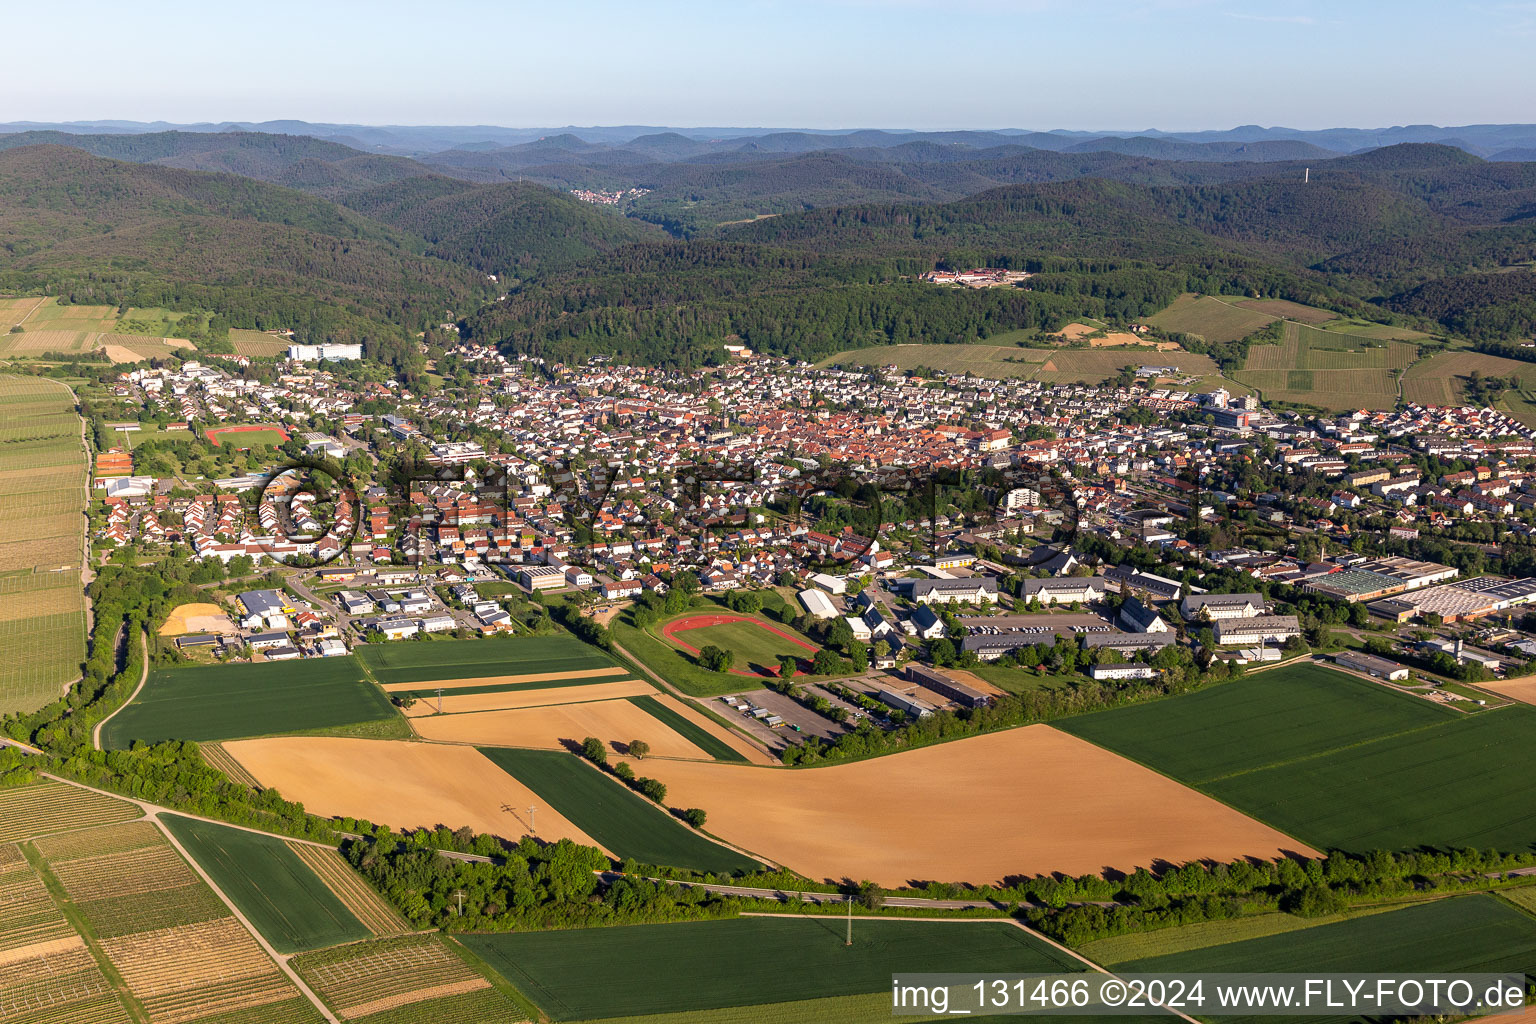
[1059,664,1536,853]
[477,747,761,873]
[357,634,616,685]
[665,616,819,676]
[101,657,401,747]
[1118,896,1536,1021]
[391,673,634,701]
[160,814,370,954]
[0,375,87,715]
[628,695,749,762]
[461,917,1080,1021]
[1234,322,1417,410]
[815,342,1215,385]
[206,427,289,448]
[1080,906,1401,966]
[1147,294,1275,343]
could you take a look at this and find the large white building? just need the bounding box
[288,343,363,362]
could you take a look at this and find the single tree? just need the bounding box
[628,739,650,760]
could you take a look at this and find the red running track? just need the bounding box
[660,613,818,676]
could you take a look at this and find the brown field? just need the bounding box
[1089,333,1181,350]
[1475,675,1536,707]
[225,737,606,850]
[378,665,628,693]
[159,603,236,637]
[1235,298,1338,323]
[409,697,712,759]
[400,679,653,716]
[634,725,1320,885]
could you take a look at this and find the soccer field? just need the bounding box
[661,613,819,676]
[461,917,1081,1021]
[101,658,400,747]
[1059,664,1536,853]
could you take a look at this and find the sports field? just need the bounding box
[204,423,291,448]
[160,814,370,954]
[292,934,529,1023]
[226,737,604,848]
[630,725,1314,885]
[100,658,401,748]
[461,916,1081,1021]
[1147,294,1275,343]
[0,375,88,715]
[358,633,617,685]
[661,612,820,676]
[478,747,763,873]
[1118,895,1536,997]
[1059,664,1536,853]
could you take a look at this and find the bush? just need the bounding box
[637,777,667,803]
[613,761,635,782]
[681,807,707,828]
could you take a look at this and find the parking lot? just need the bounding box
[722,687,848,743]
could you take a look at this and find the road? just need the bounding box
[91,629,149,751]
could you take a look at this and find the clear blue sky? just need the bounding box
[4,0,1532,130]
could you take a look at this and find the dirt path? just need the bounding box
[92,629,148,751]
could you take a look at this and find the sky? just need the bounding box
[3,0,1534,131]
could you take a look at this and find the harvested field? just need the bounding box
[159,603,235,637]
[409,697,713,759]
[0,783,140,844]
[399,679,653,716]
[627,694,767,764]
[285,843,408,937]
[358,634,616,686]
[292,934,524,1023]
[479,747,762,874]
[225,738,602,849]
[461,916,1081,1021]
[1480,675,1536,707]
[631,725,1318,885]
[379,665,627,693]
[160,815,370,954]
[1147,293,1274,343]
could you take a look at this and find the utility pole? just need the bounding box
[845,894,853,946]
[453,889,465,917]
[529,805,537,834]
[436,687,443,714]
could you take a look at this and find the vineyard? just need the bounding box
[1234,322,1415,410]
[291,935,527,1023]
[0,783,140,845]
[287,843,408,937]
[197,742,262,789]
[0,375,88,715]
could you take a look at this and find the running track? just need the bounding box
[661,614,818,676]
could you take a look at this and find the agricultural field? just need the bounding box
[660,612,820,676]
[0,375,88,715]
[1079,906,1401,966]
[0,781,140,845]
[0,298,197,363]
[628,725,1313,885]
[285,842,408,937]
[1233,297,1339,324]
[1233,322,1416,410]
[1146,293,1275,343]
[398,679,653,714]
[33,819,325,1024]
[628,694,753,762]
[225,737,604,848]
[292,934,530,1023]
[817,343,1214,384]
[358,634,617,686]
[408,695,720,760]
[229,330,293,358]
[460,916,1081,1021]
[159,814,371,954]
[1033,348,1216,384]
[100,658,402,748]
[1117,896,1536,997]
[1402,349,1536,420]
[478,747,763,873]
[1059,664,1536,853]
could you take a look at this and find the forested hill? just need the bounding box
[339,176,662,276]
[0,130,437,199]
[0,145,486,348]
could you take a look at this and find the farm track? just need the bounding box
[91,630,149,752]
